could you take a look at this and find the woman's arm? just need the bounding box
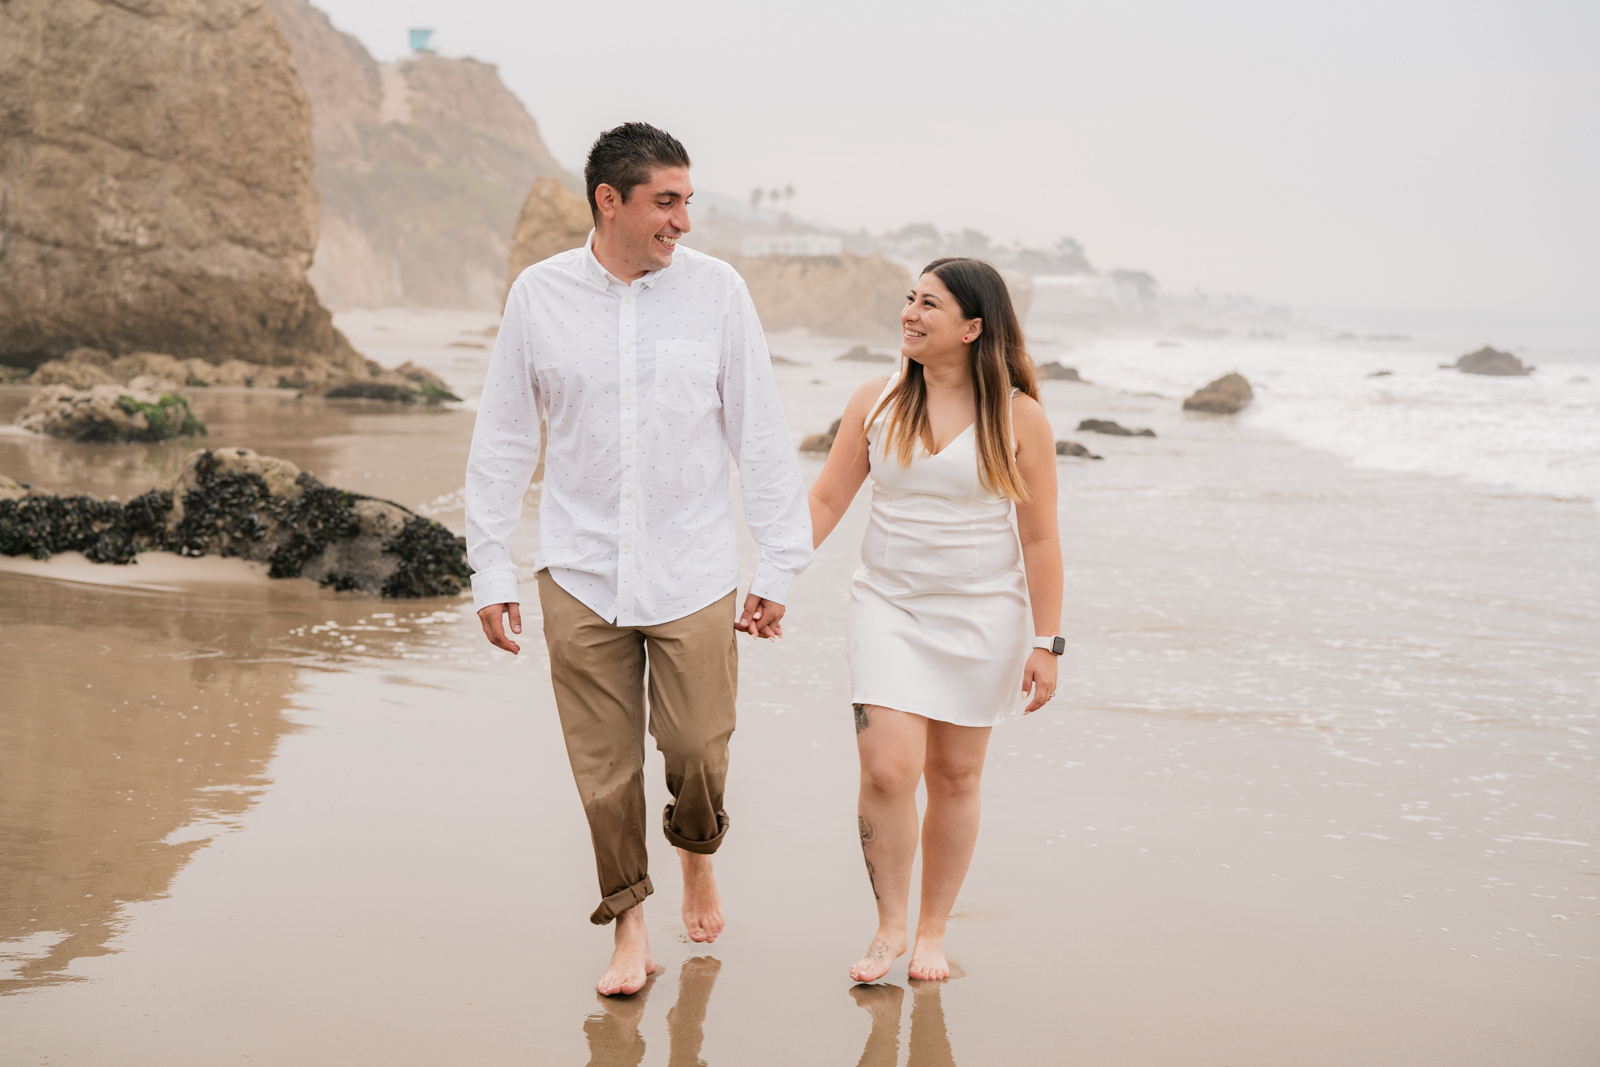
[1011,395,1063,712]
[807,376,888,548]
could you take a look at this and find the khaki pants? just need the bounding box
[537,570,738,925]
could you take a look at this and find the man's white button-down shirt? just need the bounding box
[464,233,813,625]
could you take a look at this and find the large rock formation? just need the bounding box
[264,0,577,310]
[503,177,593,298]
[726,254,910,339]
[1445,346,1533,376]
[1183,373,1254,414]
[0,0,360,374]
[0,448,470,597]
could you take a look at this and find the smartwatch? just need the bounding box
[1033,636,1065,656]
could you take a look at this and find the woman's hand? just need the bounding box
[1020,648,1058,714]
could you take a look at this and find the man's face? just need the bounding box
[595,166,693,277]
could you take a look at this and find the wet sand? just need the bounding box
[1,313,1596,1063]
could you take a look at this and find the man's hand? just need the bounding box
[735,594,786,640]
[478,602,522,654]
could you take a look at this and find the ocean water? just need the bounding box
[1035,336,1600,508]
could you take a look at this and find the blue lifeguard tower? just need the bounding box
[408,28,435,54]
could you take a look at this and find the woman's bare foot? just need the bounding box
[677,848,724,943]
[849,932,906,984]
[907,936,951,981]
[597,905,657,996]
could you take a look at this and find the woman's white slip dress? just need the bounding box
[848,376,1032,728]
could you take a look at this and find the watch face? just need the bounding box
[1051,636,1065,656]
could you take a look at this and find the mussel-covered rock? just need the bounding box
[800,418,842,454]
[1055,440,1103,460]
[1182,373,1254,414]
[1077,418,1155,437]
[0,449,470,597]
[1037,361,1085,382]
[14,384,207,443]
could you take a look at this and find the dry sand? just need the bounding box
[1,312,1596,1064]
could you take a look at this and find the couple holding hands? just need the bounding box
[465,123,1062,996]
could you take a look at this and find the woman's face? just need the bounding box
[900,273,982,366]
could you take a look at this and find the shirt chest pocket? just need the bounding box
[655,340,720,416]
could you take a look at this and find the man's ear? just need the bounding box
[594,183,621,221]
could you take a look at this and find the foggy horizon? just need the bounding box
[310,0,1598,334]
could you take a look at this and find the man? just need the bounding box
[465,123,812,996]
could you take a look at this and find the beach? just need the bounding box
[1,311,1597,1064]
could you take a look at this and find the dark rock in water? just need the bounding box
[0,449,469,598]
[1445,346,1533,376]
[325,381,422,403]
[395,361,463,403]
[1037,361,1085,382]
[14,385,206,443]
[800,418,842,454]
[1077,418,1155,437]
[837,345,896,363]
[1055,440,1103,460]
[1367,370,1393,378]
[1182,373,1254,414]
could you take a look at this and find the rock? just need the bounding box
[1077,418,1155,438]
[1367,370,1393,378]
[32,358,121,389]
[265,0,575,310]
[1182,373,1254,414]
[1037,361,1085,382]
[0,447,470,597]
[800,418,842,454]
[14,385,206,443]
[1446,346,1534,376]
[0,474,33,501]
[0,0,361,375]
[395,361,463,403]
[770,354,805,366]
[503,176,594,299]
[838,345,896,364]
[1055,440,1103,460]
[726,254,912,340]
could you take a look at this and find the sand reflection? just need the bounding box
[0,572,302,991]
[582,955,722,1067]
[853,980,960,1067]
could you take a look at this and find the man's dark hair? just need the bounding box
[584,122,691,221]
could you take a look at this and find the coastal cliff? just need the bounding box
[263,0,577,310]
[0,0,359,373]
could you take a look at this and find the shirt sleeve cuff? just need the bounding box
[748,562,795,606]
[470,566,521,612]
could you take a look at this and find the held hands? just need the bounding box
[735,593,786,640]
[478,602,522,655]
[1020,647,1059,714]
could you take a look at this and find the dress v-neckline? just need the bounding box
[928,421,975,458]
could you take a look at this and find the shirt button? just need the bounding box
[624,343,631,351]
[626,297,633,305]
[624,491,633,499]
[624,441,633,449]
[625,392,633,401]
[623,541,632,549]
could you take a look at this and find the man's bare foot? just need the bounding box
[849,932,906,984]
[597,905,657,996]
[907,936,951,981]
[677,848,724,943]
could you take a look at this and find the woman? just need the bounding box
[808,257,1063,983]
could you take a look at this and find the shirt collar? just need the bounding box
[581,229,668,292]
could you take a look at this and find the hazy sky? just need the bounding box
[312,0,1597,321]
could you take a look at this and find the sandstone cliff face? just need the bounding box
[264,0,576,310]
[0,0,358,372]
[727,254,911,339]
[504,177,593,297]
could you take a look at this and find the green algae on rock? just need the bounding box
[14,385,208,443]
[0,449,470,598]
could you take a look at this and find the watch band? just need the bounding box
[1033,636,1065,656]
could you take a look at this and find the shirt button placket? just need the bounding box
[617,281,640,623]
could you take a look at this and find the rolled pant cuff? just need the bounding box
[661,803,729,855]
[590,874,654,926]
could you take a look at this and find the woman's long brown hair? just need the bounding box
[864,257,1039,502]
